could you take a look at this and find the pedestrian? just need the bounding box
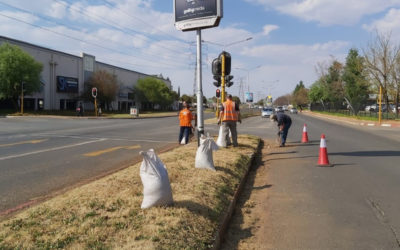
[178,101,193,144]
[218,94,241,147]
[76,103,83,116]
[270,113,292,147]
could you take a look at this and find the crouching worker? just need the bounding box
[178,101,193,144]
[271,113,292,147]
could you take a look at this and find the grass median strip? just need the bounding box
[0,135,260,249]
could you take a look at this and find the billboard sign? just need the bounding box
[56,76,78,93]
[174,0,223,31]
[245,92,253,103]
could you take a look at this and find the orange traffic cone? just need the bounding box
[317,134,333,167]
[301,124,309,143]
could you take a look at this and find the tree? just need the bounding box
[0,43,43,110]
[274,95,290,106]
[342,48,369,115]
[292,81,308,107]
[180,94,194,104]
[308,80,329,110]
[232,96,241,105]
[363,32,400,115]
[134,77,174,110]
[84,70,118,110]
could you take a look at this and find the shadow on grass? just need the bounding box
[173,200,213,219]
[215,166,240,179]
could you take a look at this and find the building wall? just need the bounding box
[0,36,172,111]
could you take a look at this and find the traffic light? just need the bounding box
[213,75,221,87]
[91,87,97,98]
[216,89,221,98]
[212,58,221,76]
[219,51,231,75]
[225,75,234,87]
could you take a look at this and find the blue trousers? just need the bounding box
[179,126,191,144]
[280,122,291,145]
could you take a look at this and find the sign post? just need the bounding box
[174,0,223,146]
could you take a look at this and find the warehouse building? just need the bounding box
[0,36,172,112]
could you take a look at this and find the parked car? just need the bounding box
[392,105,400,113]
[289,108,298,114]
[261,107,274,118]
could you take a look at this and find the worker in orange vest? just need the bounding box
[179,101,193,144]
[218,95,241,147]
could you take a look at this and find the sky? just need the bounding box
[1,0,400,102]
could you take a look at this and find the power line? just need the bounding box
[99,0,190,45]
[0,12,188,69]
[56,0,185,55]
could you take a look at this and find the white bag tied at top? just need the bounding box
[216,125,227,147]
[139,149,173,209]
[195,134,219,171]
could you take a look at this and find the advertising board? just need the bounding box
[174,0,223,31]
[245,92,253,103]
[56,76,78,93]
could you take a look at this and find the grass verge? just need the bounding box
[0,135,260,249]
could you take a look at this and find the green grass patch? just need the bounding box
[0,135,259,249]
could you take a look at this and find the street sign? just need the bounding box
[130,107,138,117]
[174,0,223,31]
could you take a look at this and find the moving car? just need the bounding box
[275,106,284,113]
[261,107,274,118]
[289,108,298,114]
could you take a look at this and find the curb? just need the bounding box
[212,138,262,250]
[4,114,178,120]
[302,112,400,128]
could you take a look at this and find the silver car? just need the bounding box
[261,108,274,118]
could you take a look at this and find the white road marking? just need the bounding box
[0,139,106,161]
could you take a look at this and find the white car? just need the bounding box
[261,108,274,118]
[289,108,298,114]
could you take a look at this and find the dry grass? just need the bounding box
[0,135,259,249]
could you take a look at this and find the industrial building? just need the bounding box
[0,36,172,112]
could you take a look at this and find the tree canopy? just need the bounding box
[0,43,43,108]
[134,77,174,109]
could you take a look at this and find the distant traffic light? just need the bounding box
[91,87,98,98]
[216,89,221,98]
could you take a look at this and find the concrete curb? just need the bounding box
[302,111,400,128]
[212,138,262,250]
[4,114,178,120]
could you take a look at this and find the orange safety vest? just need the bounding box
[222,100,238,121]
[179,108,193,127]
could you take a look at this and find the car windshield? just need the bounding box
[263,108,273,111]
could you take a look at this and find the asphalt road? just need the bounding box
[0,115,192,212]
[232,113,400,249]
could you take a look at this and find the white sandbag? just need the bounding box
[216,125,227,147]
[195,135,219,171]
[227,129,232,145]
[139,149,173,209]
[180,136,186,145]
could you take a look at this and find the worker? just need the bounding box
[178,101,193,144]
[218,94,241,147]
[270,113,292,147]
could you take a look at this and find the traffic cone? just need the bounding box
[317,134,333,167]
[301,124,309,143]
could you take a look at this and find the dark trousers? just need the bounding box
[280,122,291,145]
[179,126,191,144]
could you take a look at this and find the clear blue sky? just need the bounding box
[1,0,399,101]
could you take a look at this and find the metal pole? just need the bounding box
[21,82,23,114]
[196,29,204,145]
[379,85,382,124]
[221,52,226,102]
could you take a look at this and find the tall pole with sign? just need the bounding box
[174,0,223,145]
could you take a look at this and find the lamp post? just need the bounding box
[235,65,261,92]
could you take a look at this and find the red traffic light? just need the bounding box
[216,89,221,98]
[91,87,98,98]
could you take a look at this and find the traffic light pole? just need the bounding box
[221,52,226,103]
[196,29,205,145]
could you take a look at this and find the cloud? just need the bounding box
[262,24,279,36]
[245,0,400,26]
[362,8,400,42]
